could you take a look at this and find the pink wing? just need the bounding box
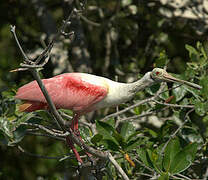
[15,73,108,113]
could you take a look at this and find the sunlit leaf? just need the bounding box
[96,120,124,146]
[159,84,169,100]
[163,138,181,171]
[79,126,92,142]
[172,83,187,102]
[120,122,136,141]
[0,117,14,138]
[169,143,198,174]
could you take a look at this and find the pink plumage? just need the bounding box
[16,73,108,113]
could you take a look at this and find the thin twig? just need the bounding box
[174,173,192,180]
[10,26,31,63]
[101,97,154,121]
[80,14,101,27]
[22,122,69,137]
[160,108,195,155]
[115,106,169,126]
[153,99,194,108]
[136,172,153,178]
[26,131,65,141]
[108,152,130,180]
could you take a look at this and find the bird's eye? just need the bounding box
[156,71,160,75]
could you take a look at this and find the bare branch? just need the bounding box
[100,97,154,121]
[153,99,195,108]
[26,131,65,141]
[22,122,69,137]
[108,152,130,180]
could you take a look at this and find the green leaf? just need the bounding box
[196,41,207,60]
[91,134,103,144]
[125,136,142,151]
[200,76,208,99]
[0,113,37,145]
[137,148,154,169]
[96,120,124,146]
[0,117,14,138]
[96,120,115,138]
[15,112,36,127]
[158,173,169,180]
[102,139,120,151]
[146,84,160,95]
[155,50,168,68]
[163,138,181,172]
[8,126,27,146]
[146,149,161,173]
[185,44,199,62]
[169,143,198,174]
[79,126,92,142]
[172,83,187,102]
[181,127,204,144]
[133,105,146,115]
[126,130,143,142]
[120,122,135,141]
[195,101,208,116]
[159,85,169,100]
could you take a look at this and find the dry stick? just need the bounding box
[108,153,130,180]
[22,122,70,137]
[101,97,154,121]
[153,99,194,108]
[11,27,129,180]
[26,131,65,141]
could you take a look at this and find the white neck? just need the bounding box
[126,72,155,95]
[94,72,156,110]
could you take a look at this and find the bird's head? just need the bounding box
[151,68,202,90]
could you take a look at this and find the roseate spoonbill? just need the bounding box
[15,68,201,163]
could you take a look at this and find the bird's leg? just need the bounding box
[66,136,83,164]
[71,113,93,160]
[65,113,83,164]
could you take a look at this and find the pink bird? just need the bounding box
[15,68,201,163]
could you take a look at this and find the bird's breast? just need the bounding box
[93,81,134,110]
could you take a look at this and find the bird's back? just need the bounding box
[15,73,109,113]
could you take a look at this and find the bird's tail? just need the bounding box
[19,101,47,112]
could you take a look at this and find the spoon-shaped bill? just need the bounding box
[163,73,202,90]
